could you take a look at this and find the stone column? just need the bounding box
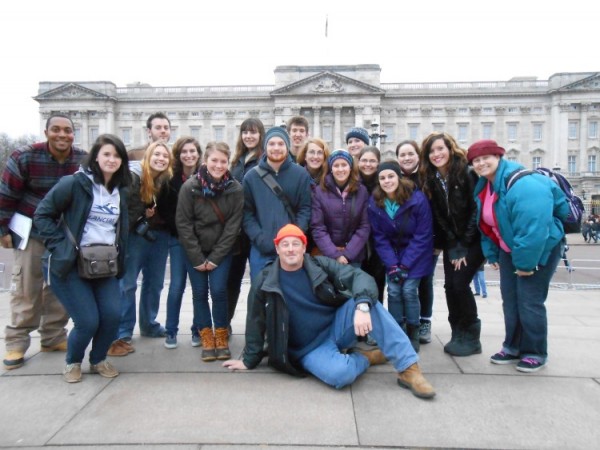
[203,110,213,143]
[274,107,284,128]
[226,110,236,145]
[313,106,321,137]
[580,103,590,171]
[334,106,342,149]
[81,111,89,149]
[354,106,364,128]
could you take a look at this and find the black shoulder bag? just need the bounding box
[254,166,297,223]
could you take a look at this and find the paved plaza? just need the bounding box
[0,237,599,449]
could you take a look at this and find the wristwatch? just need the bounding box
[356,303,370,313]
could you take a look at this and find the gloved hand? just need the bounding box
[387,265,409,283]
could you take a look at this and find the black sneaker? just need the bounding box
[516,358,546,373]
[490,351,520,365]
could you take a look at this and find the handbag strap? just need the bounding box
[206,198,226,224]
[254,166,297,223]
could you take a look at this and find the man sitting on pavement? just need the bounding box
[223,224,436,399]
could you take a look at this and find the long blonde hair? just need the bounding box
[140,141,173,204]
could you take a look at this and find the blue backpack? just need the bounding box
[505,167,585,234]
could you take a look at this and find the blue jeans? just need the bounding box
[249,246,275,281]
[387,277,421,326]
[165,236,200,336]
[49,267,120,365]
[498,242,562,363]
[188,253,233,330]
[473,270,487,295]
[300,300,418,389]
[118,230,169,339]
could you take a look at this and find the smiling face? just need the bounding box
[266,137,288,165]
[148,118,171,143]
[276,236,306,271]
[347,137,366,158]
[206,149,229,181]
[428,138,451,172]
[96,143,122,181]
[44,116,74,159]
[472,154,501,180]
[289,124,308,154]
[331,159,351,185]
[180,142,200,171]
[242,128,260,150]
[397,143,419,174]
[305,142,325,171]
[149,144,170,173]
[378,169,400,198]
[358,150,379,177]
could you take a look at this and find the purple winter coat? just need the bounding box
[367,190,434,279]
[310,174,370,263]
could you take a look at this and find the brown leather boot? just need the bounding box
[200,327,216,362]
[397,363,436,399]
[214,327,231,360]
[350,347,387,366]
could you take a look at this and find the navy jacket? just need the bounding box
[242,155,312,257]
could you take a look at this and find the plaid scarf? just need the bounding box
[197,164,232,197]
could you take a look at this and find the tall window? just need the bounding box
[568,121,579,140]
[408,124,419,141]
[432,123,444,132]
[588,155,597,172]
[322,124,332,142]
[482,123,492,140]
[382,124,394,143]
[532,123,543,141]
[568,155,577,174]
[532,156,542,169]
[74,127,81,145]
[507,123,518,141]
[589,121,598,139]
[457,123,468,143]
[169,127,178,144]
[190,127,201,141]
[121,128,131,145]
[89,127,98,142]
[213,126,223,141]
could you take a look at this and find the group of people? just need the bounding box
[1,111,569,398]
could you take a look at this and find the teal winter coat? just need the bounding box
[473,159,568,272]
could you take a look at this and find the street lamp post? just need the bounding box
[369,121,387,147]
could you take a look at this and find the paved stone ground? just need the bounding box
[1,272,599,449]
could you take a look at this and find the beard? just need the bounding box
[267,152,287,164]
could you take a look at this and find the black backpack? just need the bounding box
[505,167,585,234]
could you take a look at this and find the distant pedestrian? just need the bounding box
[472,263,488,298]
[561,240,574,273]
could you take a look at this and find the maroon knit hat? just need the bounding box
[467,140,505,163]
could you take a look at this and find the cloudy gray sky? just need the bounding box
[2,0,597,137]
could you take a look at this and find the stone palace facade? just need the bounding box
[35,64,600,203]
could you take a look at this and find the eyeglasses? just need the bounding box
[307,150,324,156]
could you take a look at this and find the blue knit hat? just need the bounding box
[345,127,370,145]
[328,149,353,169]
[264,126,291,152]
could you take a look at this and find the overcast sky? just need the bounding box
[2,0,598,138]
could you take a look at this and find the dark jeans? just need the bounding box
[442,244,484,328]
[419,253,439,320]
[226,232,250,324]
[49,267,120,365]
[498,242,562,363]
[361,240,386,303]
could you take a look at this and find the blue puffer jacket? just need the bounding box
[473,158,569,271]
[367,190,434,278]
[242,154,312,257]
[310,174,370,263]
